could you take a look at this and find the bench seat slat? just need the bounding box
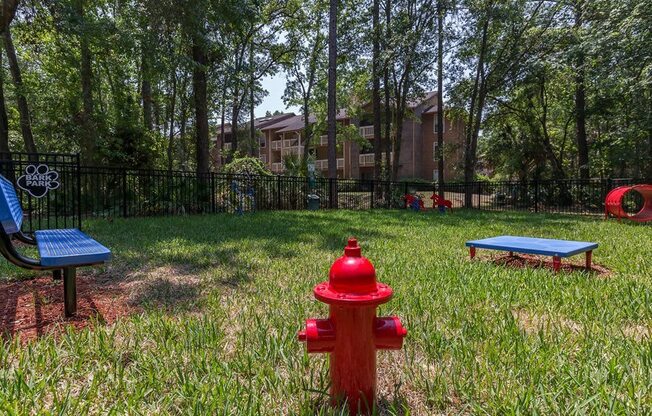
[35,229,112,267]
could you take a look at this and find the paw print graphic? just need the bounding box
[17,164,60,198]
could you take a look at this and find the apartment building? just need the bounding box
[215,92,465,181]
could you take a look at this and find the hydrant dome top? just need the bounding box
[314,238,393,305]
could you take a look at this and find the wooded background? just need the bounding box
[0,0,649,182]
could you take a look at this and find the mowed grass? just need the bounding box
[1,209,651,415]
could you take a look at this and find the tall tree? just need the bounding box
[436,0,445,195]
[192,34,210,174]
[282,0,327,169]
[573,1,589,179]
[326,0,337,179]
[4,27,37,153]
[371,0,382,182]
[76,0,97,165]
[0,49,8,153]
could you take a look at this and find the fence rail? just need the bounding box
[0,153,649,231]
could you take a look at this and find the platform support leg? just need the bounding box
[553,256,561,273]
[63,267,77,317]
[585,250,592,271]
[52,269,61,280]
[470,247,476,259]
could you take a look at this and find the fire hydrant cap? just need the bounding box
[314,238,393,305]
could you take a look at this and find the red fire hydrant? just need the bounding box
[298,238,407,414]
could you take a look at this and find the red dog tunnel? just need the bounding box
[605,185,652,222]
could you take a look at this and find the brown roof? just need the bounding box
[263,109,349,133]
[407,91,437,109]
[217,113,296,136]
[423,105,440,114]
[275,115,315,133]
[254,113,295,129]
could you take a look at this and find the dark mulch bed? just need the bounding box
[0,274,136,342]
[491,253,611,276]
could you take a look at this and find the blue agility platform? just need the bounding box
[465,235,598,272]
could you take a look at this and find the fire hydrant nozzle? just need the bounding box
[298,238,407,415]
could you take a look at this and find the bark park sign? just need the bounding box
[17,164,60,198]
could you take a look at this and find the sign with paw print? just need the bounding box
[17,164,60,198]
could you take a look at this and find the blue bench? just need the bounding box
[466,235,598,272]
[0,174,111,316]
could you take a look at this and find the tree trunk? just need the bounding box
[327,0,337,180]
[77,0,96,165]
[0,0,19,36]
[192,37,210,175]
[302,99,312,168]
[219,89,226,165]
[249,44,256,156]
[437,0,445,196]
[141,46,154,131]
[464,16,489,206]
[4,27,37,153]
[383,0,392,200]
[574,5,589,179]
[372,0,382,183]
[0,50,9,154]
[166,70,177,172]
[231,95,240,157]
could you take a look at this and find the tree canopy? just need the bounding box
[0,0,649,180]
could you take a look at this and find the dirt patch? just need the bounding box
[491,253,611,276]
[511,308,583,335]
[622,324,651,341]
[0,274,137,343]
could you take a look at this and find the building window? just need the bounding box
[432,142,439,161]
[433,169,440,180]
[433,117,445,133]
[260,139,266,148]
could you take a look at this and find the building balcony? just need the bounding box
[359,126,374,138]
[282,146,304,157]
[283,138,300,148]
[315,158,344,170]
[271,162,283,173]
[271,140,282,151]
[358,152,393,167]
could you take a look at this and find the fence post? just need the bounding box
[534,180,539,213]
[476,182,481,209]
[276,175,281,209]
[76,154,82,230]
[329,178,334,208]
[122,170,128,218]
[210,173,216,213]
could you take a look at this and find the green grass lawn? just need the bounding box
[1,210,651,415]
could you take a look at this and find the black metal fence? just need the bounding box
[0,153,649,231]
[77,168,649,219]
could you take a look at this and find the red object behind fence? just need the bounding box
[297,238,407,415]
[431,193,453,212]
[605,185,652,222]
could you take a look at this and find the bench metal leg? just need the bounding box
[52,269,61,280]
[63,267,77,317]
[470,247,476,259]
[553,256,561,273]
[586,250,592,271]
